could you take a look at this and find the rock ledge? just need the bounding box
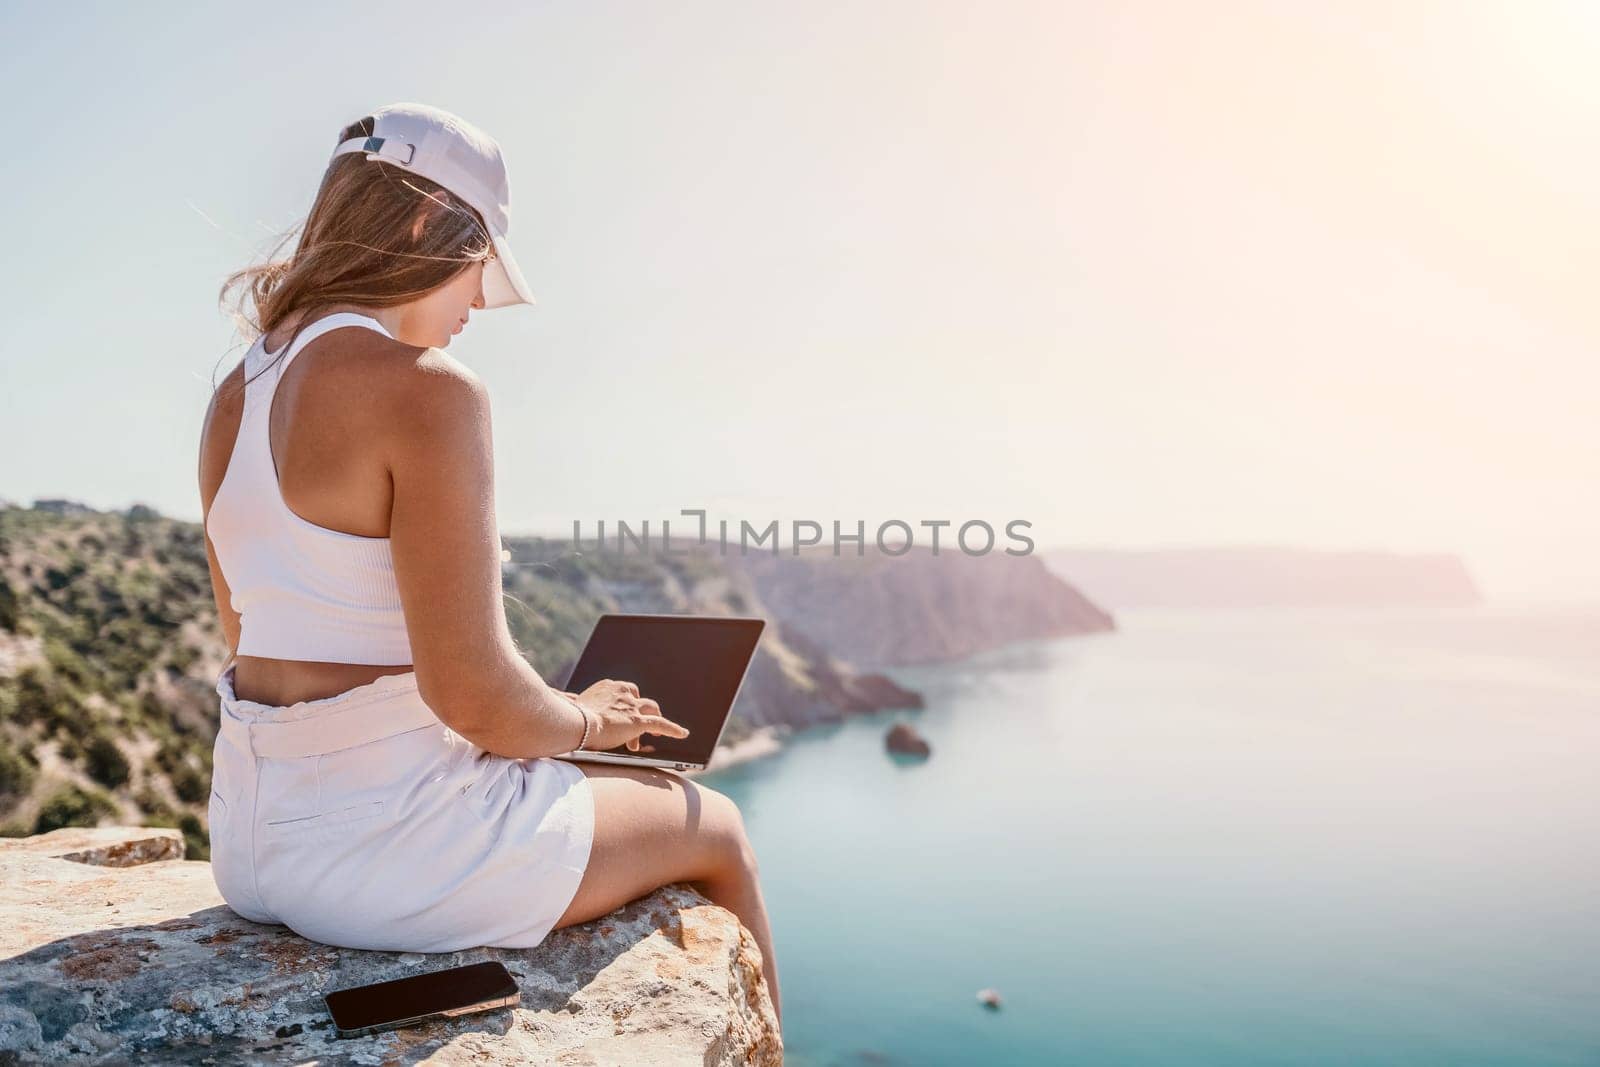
[0,827,782,1065]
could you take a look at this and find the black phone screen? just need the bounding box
[324,960,519,1034]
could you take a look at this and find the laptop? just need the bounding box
[551,613,766,772]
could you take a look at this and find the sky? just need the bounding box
[0,0,1595,601]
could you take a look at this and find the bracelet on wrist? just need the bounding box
[571,699,592,751]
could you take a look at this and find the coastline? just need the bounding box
[680,725,788,779]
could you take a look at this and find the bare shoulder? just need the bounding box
[381,344,487,417]
[400,344,485,395]
[355,342,490,463]
[314,329,484,410]
[203,359,246,428]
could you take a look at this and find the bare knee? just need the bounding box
[568,763,753,890]
[691,783,758,879]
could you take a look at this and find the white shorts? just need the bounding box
[208,664,595,952]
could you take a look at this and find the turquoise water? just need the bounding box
[698,604,1600,1066]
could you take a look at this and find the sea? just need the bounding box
[696,602,1600,1066]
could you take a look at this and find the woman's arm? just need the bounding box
[384,352,587,758]
[198,377,242,662]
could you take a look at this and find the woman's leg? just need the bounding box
[551,762,782,1025]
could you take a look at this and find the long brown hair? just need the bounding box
[215,115,493,389]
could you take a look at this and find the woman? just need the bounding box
[197,102,780,1023]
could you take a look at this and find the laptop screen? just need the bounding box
[560,615,766,764]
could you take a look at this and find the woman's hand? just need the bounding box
[566,679,690,753]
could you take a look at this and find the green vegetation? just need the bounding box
[0,576,19,630]
[84,730,130,788]
[33,784,119,834]
[0,738,37,801]
[1,504,219,855]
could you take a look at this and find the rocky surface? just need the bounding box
[2,825,187,867]
[0,827,782,1065]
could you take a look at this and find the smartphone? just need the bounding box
[323,960,521,1038]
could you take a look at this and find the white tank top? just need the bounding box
[205,312,414,665]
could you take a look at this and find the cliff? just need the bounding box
[0,827,781,1064]
[1044,546,1484,609]
[726,544,1115,669]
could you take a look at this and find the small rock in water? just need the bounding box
[885,721,931,758]
[977,987,1003,1009]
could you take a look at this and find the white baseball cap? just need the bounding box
[330,102,535,309]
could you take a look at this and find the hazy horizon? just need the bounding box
[4,493,1564,610]
[2,1,1595,602]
